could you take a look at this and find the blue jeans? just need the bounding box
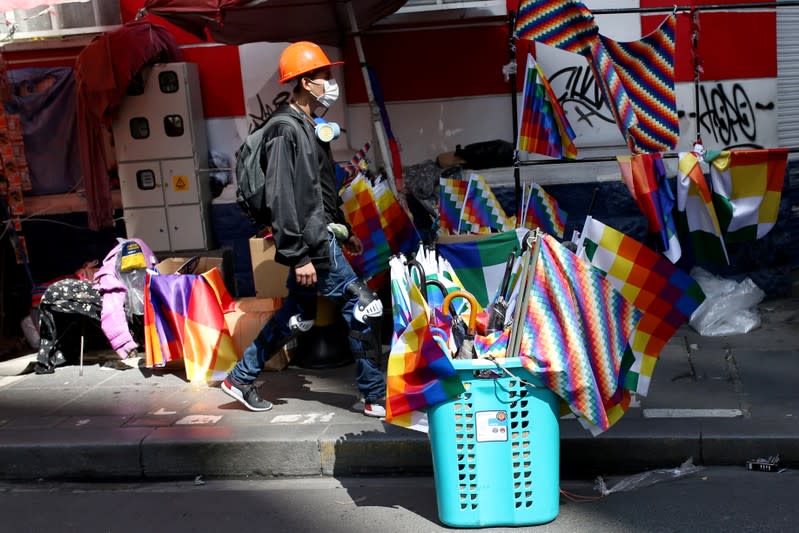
[230,234,386,403]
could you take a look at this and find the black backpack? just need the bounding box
[235,115,299,224]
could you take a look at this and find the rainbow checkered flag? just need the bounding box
[515,0,598,57]
[459,174,514,233]
[340,174,419,278]
[589,15,679,153]
[474,328,511,359]
[521,182,567,238]
[386,255,465,432]
[577,217,706,399]
[340,175,393,277]
[617,154,681,263]
[372,176,420,258]
[143,268,238,383]
[520,233,642,433]
[439,175,469,234]
[517,53,577,160]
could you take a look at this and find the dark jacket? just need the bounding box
[260,104,348,269]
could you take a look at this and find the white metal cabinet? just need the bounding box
[123,207,171,252]
[165,204,207,251]
[113,62,212,252]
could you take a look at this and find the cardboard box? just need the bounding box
[224,297,293,371]
[232,296,283,313]
[156,256,223,275]
[249,236,289,298]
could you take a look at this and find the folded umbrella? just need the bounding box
[442,290,478,360]
[486,251,516,333]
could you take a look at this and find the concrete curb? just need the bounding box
[1,418,796,481]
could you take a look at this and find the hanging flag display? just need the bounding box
[578,217,706,397]
[520,233,642,433]
[386,256,465,431]
[143,268,239,383]
[521,181,567,239]
[676,152,729,265]
[617,153,681,262]
[459,174,514,234]
[708,148,788,242]
[372,176,419,257]
[340,174,420,278]
[517,53,578,160]
[590,15,679,153]
[515,0,599,57]
[439,175,469,234]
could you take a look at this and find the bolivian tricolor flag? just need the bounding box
[144,267,239,383]
[708,148,788,243]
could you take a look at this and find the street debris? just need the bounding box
[746,455,784,473]
[594,457,704,495]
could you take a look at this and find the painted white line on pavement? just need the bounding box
[643,408,743,418]
[175,415,222,425]
[271,413,336,424]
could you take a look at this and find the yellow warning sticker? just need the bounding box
[172,175,189,192]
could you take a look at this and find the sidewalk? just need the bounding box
[0,298,796,481]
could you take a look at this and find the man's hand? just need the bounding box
[295,262,317,287]
[344,235,363,256]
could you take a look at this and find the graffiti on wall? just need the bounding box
[247,91,291,133]
[685,82,775,149]
[549,65,616,128]
[544,61,777,151]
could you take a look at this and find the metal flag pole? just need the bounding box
[345,1,399,197]
[506,229,541,359]
[690,5,703,148]
[508,8,522,222]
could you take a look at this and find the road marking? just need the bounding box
[175,415,222,425]
[152,408,178,415]
[271,413,336,424]
[643,408,743,418]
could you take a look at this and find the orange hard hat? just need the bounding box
[278,41,343,84]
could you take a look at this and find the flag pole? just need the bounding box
[690,5,703,149]
[575,189,599,257]
[457,174,475,234]
[345,2,399,197]
[508,8,522,224]
[506,229,541,359]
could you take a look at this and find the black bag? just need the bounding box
[235,116,300,223]
[235,124,270,223]
[454,139,514,170]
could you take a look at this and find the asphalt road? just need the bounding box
[1,467,796,532]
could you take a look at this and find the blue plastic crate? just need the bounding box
[428,357,560,528]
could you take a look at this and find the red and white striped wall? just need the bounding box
[1,0,786,191]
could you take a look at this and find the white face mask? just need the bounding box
[310,78,339,108]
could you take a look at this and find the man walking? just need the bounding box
[222,41,386,417]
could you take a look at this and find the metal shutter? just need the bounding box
[777,2,799,152]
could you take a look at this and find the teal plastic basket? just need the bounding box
[428,357,560,528]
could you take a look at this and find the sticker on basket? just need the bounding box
[475,410,508,442]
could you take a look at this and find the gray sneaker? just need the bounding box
[221,377,273,412]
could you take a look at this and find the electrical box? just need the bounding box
[113,62,212,252]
